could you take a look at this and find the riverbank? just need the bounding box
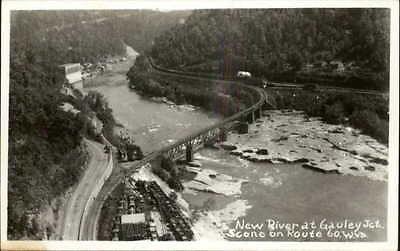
[266,88,389,144]
[181,109,388,241]
[88,84,220,155]
[85,46,222,240]
[86,45,387,242]
[222,110,388,181]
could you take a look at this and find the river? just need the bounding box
[86,47,387,242]
[85,47,220,154]
[183,147,387,241]
[88,84,220,154]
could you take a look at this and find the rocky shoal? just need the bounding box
[218,110,388,181]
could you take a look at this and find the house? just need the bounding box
[236,71,252,78]
[120,213,148,240]
[58,63,83,89]
[329,60,345,72]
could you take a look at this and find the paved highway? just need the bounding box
[60,139,109,240]
[78,54,388,240]
[78,58,267,240]
[79,158,125,240]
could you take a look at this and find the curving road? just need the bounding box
[78,57,267,240]
[73,51,388,240]
[78,48,141,240]
[60,139,109,240]
[59,46,261,240]
[79,158,125,240]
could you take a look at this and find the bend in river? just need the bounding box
[86,46,387,242]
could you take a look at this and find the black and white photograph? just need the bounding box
[1,1,398,250]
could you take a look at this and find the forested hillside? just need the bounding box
[8,10,188,239]
[150,9,390,90]
[9,11,123,240]
[119,10,191,53]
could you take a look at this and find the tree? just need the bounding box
[324,102,345,124]
[287,50,303,71]
[160,156,174,171]
[169,191,178,201]
[149,9,389,90]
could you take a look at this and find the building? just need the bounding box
[236,71,252,78]
[120,213,148,240]
[329,60,345,72]
[58,63,83,89]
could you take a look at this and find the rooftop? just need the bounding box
[121,213,146,224]
[59,63,81,68]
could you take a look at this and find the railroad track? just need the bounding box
[82,57,268,240]
[86,56,387,240]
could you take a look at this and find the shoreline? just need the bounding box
[180,109,388,241]
[220,110,388,181]
[89,46,387,242]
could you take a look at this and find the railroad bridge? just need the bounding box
[161,103,267,163]
[138,58,275,164]
[81,59,273,239]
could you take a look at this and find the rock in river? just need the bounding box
[188,161,202,168]
[219,143,237,151]
[256,149,269,155]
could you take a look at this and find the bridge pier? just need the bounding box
[247,112,255,124]
[254,109,260,120]
[219,127,228,142]
[262,101,273,110]
[237,121,249,134]
[258,108,263,118]
[185,143,193,162]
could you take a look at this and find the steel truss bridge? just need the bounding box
[138,58,274,164]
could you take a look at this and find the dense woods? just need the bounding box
[151,9,390,91]
[8,10,187,239]
[269,90,389,144]
[119,10,191,53]
[128,56,255,117]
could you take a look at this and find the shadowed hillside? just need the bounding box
[151,9,390,91]
[8,10,189,240]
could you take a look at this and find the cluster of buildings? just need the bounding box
[303,60,353,73]
[111,178,194,241]
[58,63,83,91]
[58,56,128,92]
